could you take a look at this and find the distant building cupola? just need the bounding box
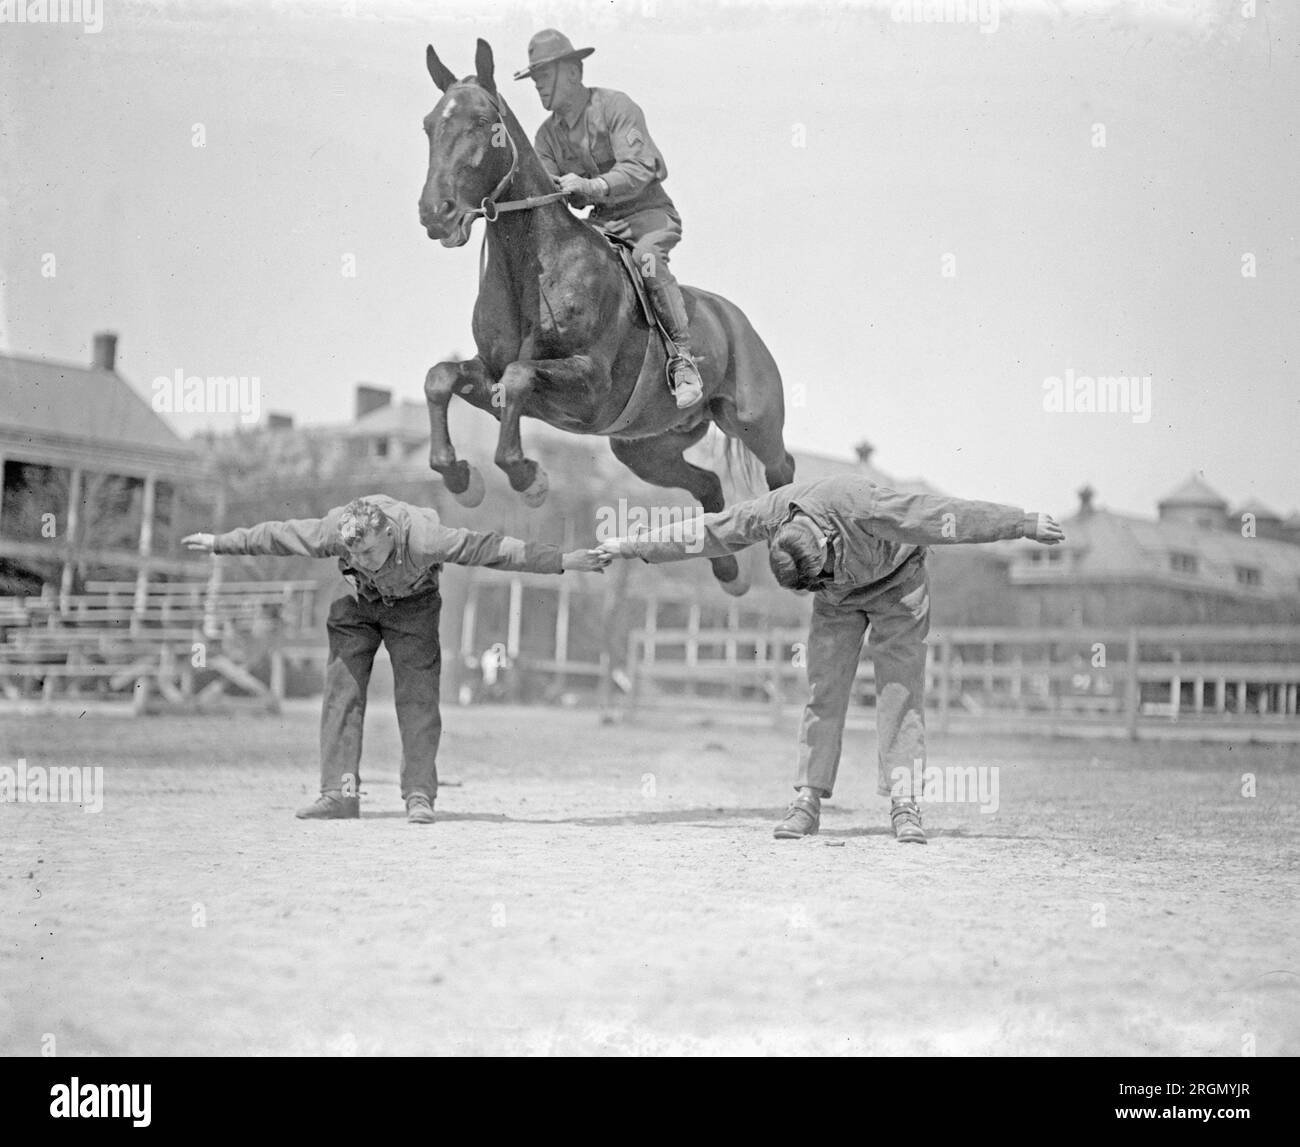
[1157,475,1228,530]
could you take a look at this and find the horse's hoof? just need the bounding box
[716,568,751,597]
[450,464,485,508]
[520,466,549,508]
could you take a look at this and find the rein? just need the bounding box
[464,93,567,224]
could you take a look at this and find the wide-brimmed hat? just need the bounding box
[513,29,594,81]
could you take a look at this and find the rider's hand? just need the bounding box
[558,173,605,201]
[182,533,216,552]
[1024,514,1065,545]
[562,548,612,573]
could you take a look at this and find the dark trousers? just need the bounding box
[796,557,931,799]
[318,589,442,801]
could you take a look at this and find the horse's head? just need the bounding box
[418,40,513,247]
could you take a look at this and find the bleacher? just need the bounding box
[0,579,324,712]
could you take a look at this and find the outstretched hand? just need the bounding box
[1029,514,1065,545]
[562,548,613,573]
[182,533,216,553]
[596,538,634,559]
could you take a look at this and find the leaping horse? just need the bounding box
[417,39,795,595]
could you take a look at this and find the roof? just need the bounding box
[1158,474,1227,509]
[340,399,941,496]
[1008,505,1300,595]
[770,447,942,495]
[1235,497,1282,521]
[0,352,193,460]
[348,399,429,440]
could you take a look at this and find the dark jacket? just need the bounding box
[622,476,1032,603]
[212,495,564,604]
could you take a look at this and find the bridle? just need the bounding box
[463,90,567,224]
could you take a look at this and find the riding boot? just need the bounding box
[645,276,704,409]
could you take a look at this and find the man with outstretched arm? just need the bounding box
[185,495,609,824]
[598,476,1064,843]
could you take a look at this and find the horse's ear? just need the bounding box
[426,44,456,92]
[475,38,496,94]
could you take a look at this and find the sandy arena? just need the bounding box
[2,703,1297,1056]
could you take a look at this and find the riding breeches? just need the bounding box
[595,206,684,286]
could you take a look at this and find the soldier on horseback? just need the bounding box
[515,28,705,410]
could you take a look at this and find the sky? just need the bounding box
[1,0,1296,519]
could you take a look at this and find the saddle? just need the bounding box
[593,226,679,358]
[588,223,694,436]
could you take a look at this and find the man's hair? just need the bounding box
[338,498,389,548]
[768,519,825,591]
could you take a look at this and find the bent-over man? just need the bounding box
[185,496,608,824]
[598,476,1063,842]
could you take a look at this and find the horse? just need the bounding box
[417,38,795,595]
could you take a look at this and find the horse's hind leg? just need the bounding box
[610,429,750,596]
[424,357,491,507]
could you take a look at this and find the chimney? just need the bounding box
[354,384,392,422]
[92,331,118,373]
[853,439,875,466]
[1077,484,1095,516]
[267,412,295,432]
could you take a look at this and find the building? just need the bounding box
[1002,479,1300,626]
[0,333,208,594]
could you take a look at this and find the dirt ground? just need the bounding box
[2,702,1297,1056]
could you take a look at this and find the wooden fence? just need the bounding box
[0,579,321,713]
[624,623,1300,739]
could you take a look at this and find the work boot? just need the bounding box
[773,796,820,839]
[890,797,927,844]
[645,276,704,409]
[406,793,436,825]
[295,790,360,820]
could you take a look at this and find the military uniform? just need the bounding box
[620,476,1035,800]
[213,495,565,806]
[519,28,703,406]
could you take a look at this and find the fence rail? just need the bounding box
[626,624,1300,738]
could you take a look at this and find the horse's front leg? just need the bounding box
[424,356,492,507]
[494,356,599,508]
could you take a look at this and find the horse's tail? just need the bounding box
[721,430,767,498]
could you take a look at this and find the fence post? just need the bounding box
[1124,626,1140,739]
[936,634,952,734]
[626,631,642,719]
[768,633,784,730]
